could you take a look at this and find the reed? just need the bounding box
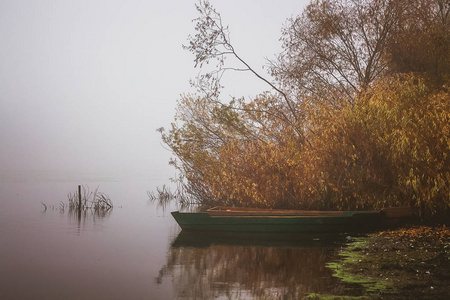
[67,185,113,211]
[148,183,200,209]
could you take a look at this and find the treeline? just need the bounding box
[160,0,450,217]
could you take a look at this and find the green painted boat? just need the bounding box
[171,206,414,233]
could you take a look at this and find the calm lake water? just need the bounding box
[0,172,353,300]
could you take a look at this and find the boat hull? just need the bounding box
[171,211,385,233]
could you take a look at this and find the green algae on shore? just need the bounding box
[307,226,450,300]
[325,237,392,298]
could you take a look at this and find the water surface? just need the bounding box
[0,173,351,299]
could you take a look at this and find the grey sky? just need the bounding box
[0,0,308,180]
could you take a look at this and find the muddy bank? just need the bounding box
[308,226,450,299]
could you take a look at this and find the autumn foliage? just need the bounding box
[161,0,450,218]
[308,76,450,215]
[162,76,450,216]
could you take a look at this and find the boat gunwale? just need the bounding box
[205,206,382,217]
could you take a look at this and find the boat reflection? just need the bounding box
[172,230,347,248]
[157,230,350,299]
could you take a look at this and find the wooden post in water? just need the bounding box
[78,185,82,209]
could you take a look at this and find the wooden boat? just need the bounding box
[171,206,414,233]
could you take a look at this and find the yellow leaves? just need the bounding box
[301,75,450,213]
[286,159,295,167]
[163,73,450,215]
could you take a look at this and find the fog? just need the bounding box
[0,0,307,181]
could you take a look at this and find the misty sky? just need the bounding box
[0,0,307,180]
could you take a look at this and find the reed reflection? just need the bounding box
[67,205,113,221]
[157,231,348,299]
[60,204,111,235]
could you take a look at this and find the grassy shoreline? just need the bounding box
[308,226,450,299]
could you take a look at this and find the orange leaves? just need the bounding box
[347,76,450,215]
[380,226,450,246]
[295,75,450,213]
[213,138,307,208]
[161,74,449,216]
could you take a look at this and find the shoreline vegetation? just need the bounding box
[156,1,449,297]
[159,0,450,220]
[147,184,201,210]
[308,225,450,299]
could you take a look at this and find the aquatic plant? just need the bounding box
[147,183,201,210]
[67,185,113,211]
[326,239,391,293]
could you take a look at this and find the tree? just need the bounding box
[184,0,285,102]
[160,0,450,216]
[272,0,403,101]
[387,0,450,87]
[183,0,308,144]
[272,0,450,101]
